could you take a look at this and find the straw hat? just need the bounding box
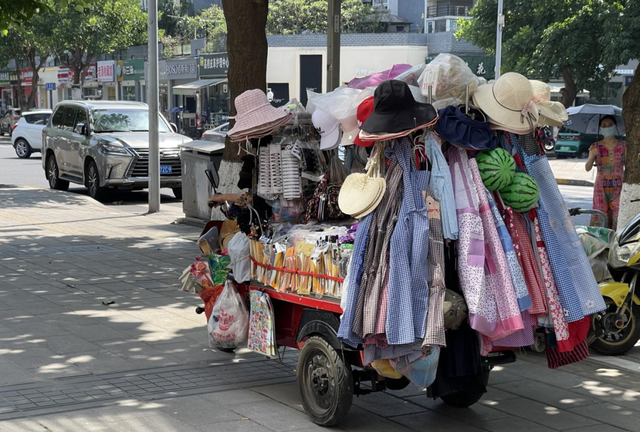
[338,144,386,217]
[472,72,539,134]
[228,89,289,138]
[530,80,568,127]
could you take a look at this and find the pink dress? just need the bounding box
[590,140,626,230]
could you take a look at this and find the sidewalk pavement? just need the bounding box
[1,185,639,432]
[549,157,596,187]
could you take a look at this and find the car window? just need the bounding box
[74,109,87,131]
[91,109,170,133]
[220,124,229,132]
[25,113,51,125]
[62,108,78,131]
[52,107,67,128]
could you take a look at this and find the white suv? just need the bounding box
[12,110,52,158]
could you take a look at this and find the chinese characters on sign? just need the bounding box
[20,69,33,86]
[97,61,115,82]
[199,53,229,76]
[166,63,196,76]
[123,59,144,81]
[0,71,11,86]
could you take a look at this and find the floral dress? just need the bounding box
[590,140,626,230]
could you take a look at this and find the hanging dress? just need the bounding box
[511,133,606,320]
[423,189,447,351]
[353,159,404,340]
[447,147,495,335]
[337,213,373,348]
[590,140,626,229]
[426,132,458,240]
[468,158,524,340]
[386,138,431,345]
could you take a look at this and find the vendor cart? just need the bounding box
[200,278,516,427]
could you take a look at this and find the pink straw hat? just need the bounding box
[228,89,289,138]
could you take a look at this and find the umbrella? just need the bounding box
[564,104,625,135]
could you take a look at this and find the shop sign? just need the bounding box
[20,69,33,86]
[0,71,10,86]
[58,68,73,83]
[165,59,198,80]
[97,60,115,82]
[45,83,56,91]
[425,55,495,80]
[123,59,144,81]
[85,64,97,82]
[199,53,229,77]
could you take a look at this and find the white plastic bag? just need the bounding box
[207,280,249,350]
[227,233,251,283]
[418,53,479,101]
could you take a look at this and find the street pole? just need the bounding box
[326,0,341,92]
[495,0,504,79]
[148,0,160,213]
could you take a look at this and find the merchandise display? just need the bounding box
[179,60,605,426]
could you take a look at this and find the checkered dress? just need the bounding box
[352,160,404,339]
[385,138,431,345]
[511,133,606,321]
[337,213,373,348]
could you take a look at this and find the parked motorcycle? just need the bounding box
[572,208,640,355]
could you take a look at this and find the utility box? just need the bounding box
[180,140,225,223]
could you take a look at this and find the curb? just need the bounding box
[556,178,594,187]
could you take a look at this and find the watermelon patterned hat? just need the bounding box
[436,105,499,151]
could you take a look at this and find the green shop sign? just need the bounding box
[123,59,145,81]
[0,70,11,86]
[426,55,495,80]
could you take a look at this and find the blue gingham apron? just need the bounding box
[426,132,458,240]
[338,214,373,347]
[486,190,532,312]
[386,138,431,345]
[511,133,605,321]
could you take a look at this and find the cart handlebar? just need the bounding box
[568,207,608,227]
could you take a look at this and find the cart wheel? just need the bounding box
[219,347,236,353]
[297,336,353,427]
[385,376,411,391]
[439,367,490,408]
[531,331,546,353]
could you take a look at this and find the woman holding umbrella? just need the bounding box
[585,115,627,229]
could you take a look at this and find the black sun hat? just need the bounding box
[360,80,437,134]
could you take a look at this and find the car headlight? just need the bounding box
[98,140,129,155]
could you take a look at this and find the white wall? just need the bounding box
[266,45,428,104]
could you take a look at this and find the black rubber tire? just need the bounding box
[578,149,589,159]
[86,160,110,201]
[440,368,490,408]
[219,347,236,353]
[14,139,32,159]
[172,187,183,200]
[590,299,640,356]
[297,336,353,427]
[46,154,69,191]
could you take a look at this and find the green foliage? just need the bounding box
[161,4,226,55]
[159,0,181,37]
[456,0,623,104]
[49,0,147,83]
[0,0,95,34]
[266,0,385,34]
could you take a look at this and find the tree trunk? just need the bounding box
[221,0,268,163]
[617,67,640,229]
[560,66,578,108]
[214,0,269,200]
[13,61,27,111]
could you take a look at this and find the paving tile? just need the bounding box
[229,400,318,431]
[157,396,242,426]
[405,395,509,422]
[352,391,428,418]
[201,389,271,407]
[488,397,601,430]
[389,409,488,432]
[569,403,640,431]
[565,424,630,432]
[474,416,558,432]
[494,380,597,409]
[193,419,272,432]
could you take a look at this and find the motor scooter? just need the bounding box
[572,207,640,355]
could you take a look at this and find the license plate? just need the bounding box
[160,165,172,175]
[562,147,571,151]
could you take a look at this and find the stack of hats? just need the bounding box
[228,89,291,142]
[529,80,568,127]
[436,104,499,151]
[338,144,386,219]
[472,72,539,134]
[312,109,342,151]
[358,80,438,142]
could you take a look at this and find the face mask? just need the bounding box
[601,126,617,138]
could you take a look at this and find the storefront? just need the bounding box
[197,52,230,127]
[151,58,200,135]
[37,66,60,109]
[0,71,15,111]
[122,59,145,102]
[97,60,117,100]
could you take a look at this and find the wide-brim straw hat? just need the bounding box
[351,182,386,219]
[529,80,568,127]
[228,89,290,138]
[338,173,386,216]
[357,118,438,142]
[472,72,539,133]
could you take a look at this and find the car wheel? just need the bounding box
[14,139,32,159]
[86,160,110,201]
[172,187,183,200]
[46,155,69,191]
[578,149,589,159]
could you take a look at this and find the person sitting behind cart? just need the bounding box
[207,190,250,209]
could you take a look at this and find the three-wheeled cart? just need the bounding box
[201,280,516,427]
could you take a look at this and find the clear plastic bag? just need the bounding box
[207,280,249,350]
[227,233,251,283]
[391,347,440,388]
[418,53,479,101]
